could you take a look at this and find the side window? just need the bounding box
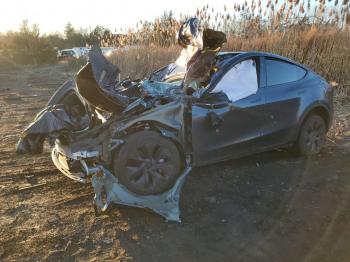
[266,58,306,86]
[212,59,258,102]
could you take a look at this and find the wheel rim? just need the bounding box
[123,142,175,193]
[304,118,325,154]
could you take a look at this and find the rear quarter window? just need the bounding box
[266,58,306,86]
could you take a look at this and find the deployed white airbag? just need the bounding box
[213,59,258,102]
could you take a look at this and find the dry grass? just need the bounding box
[107,0,350,98]
[225,27,350,99]
[110,28,349,100]
[109,45,180,79]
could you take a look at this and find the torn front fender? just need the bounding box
[91,96,193,222]
[92,165,192,222]
[16,80,92,154]
[111,95,193,157]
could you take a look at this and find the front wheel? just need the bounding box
[113,131,182,195]
[294,114,326,156]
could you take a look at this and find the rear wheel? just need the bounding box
[294,114,326,156]
[113,131,182,195]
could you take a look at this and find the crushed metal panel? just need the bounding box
[88,44,120,89]
[92,96,193,222]
[92,166,192,222]
[120,99,184,129]
[16,104,89,154]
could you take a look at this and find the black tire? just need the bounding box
[113,131,182,195]
[294,114,326,156]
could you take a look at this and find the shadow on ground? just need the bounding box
[0,64,349,262]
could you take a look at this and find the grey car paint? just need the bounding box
[17,51,333,222]
[51,95,193,222]
[190,52,333,167]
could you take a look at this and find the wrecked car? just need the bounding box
[16,20,333,222]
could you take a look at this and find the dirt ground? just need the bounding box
[0,62,350,262]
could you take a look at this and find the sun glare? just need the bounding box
[0,0,242,33]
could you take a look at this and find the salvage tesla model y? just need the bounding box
[16,50,333,221]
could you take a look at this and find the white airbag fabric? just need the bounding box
[213,59,258,102]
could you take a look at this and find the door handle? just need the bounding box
[206,111,224,131]
[250,98,261,103]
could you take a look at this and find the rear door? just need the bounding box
[261,56,308,146]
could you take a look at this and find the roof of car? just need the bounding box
[219,51,288,59]
[218,51,308,70]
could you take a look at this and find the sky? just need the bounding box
[0,0,243,34]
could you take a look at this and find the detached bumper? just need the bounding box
[51,147,87,183]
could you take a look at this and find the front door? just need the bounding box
[192,57,269,166]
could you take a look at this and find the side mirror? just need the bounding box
[195,91,230,107]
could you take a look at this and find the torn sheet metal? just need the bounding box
[16,80,88,154]
[92,165,192,222]
[76,62,130,114]
[88,44,121,89]
[16,18,200,222]
[16,104,89,154]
